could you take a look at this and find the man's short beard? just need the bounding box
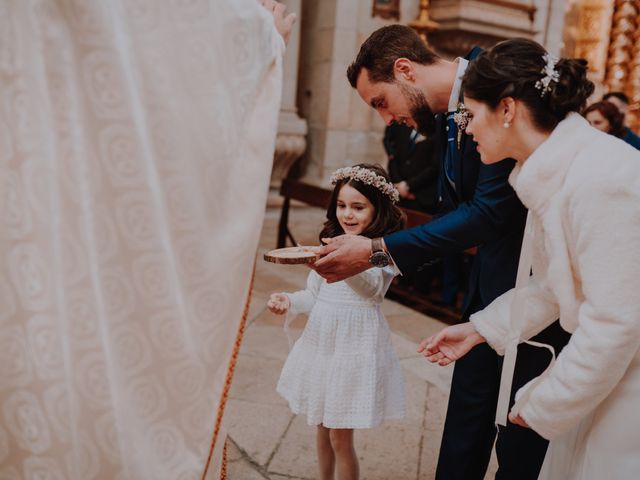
[400,83,436,136]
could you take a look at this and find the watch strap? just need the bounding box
[372,237,384,254]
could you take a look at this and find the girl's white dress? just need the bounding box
[277,267,405,429]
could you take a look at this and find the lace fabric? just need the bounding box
[278,270,405,428]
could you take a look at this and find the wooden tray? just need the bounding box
[263,246,319,265]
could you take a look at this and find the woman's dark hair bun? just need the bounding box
[547,57,594,120]
[462,38,595,131]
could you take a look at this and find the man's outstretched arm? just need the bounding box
[314,159,523,282]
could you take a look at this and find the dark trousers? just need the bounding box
[435,295,571,480]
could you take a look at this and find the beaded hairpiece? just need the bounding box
[330,166,400,203]
[534,53,560,97]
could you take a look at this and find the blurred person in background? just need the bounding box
[601,92,640,149]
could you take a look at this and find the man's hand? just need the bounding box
[417,322,485,366]
[395,181,416,200]
[258,0,296,45]
[267,293,290,315]
[312,235,373,283]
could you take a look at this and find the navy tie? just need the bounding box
[444,113,457,188]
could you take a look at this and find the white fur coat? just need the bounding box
[471,113,640,479]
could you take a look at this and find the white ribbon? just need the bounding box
[495,212,556,426]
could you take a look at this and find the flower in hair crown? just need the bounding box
[330,166,400,203]
[535,53,560,97]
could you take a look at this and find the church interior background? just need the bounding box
[225,0,640,480]
[225,1,640,478]
[271,0,640,193]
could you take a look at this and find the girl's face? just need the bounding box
[336,184,375,235]
[464,97,511,164]
[586,110,611,133]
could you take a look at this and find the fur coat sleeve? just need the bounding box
[470,277,560,356]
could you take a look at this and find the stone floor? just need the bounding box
[225,206,497,479]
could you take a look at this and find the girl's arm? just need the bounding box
[344,266,396,300]
[284,270,323,315]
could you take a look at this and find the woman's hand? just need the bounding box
[267,293,291,315]
[508,412,530,429]
[417,322,485,366]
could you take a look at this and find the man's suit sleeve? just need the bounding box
[384,159,521,273]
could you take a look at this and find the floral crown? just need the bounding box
[330,166,400,203]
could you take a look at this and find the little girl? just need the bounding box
[267,163,406,480]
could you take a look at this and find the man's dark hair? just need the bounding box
[603,91,629,105]
[346,25,439,88]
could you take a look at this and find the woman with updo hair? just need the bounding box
[418,38,640,479]
[584,101,626,137]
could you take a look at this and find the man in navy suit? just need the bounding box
[314,25,569,479]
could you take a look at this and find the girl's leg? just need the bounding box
[317,424,335,480]
[329,428,359,480]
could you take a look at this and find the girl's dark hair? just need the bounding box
[462,38,595,132]
[584,101,626,138]
[319,163,406,242]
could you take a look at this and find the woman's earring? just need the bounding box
[503,121,510,128]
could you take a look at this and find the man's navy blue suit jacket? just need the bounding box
[384,48,527,315]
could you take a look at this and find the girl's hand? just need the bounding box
[267,293,290,315]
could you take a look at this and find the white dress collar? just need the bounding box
[447,58,469,112]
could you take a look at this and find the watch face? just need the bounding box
[370,251,390,268]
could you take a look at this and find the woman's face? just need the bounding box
[464,97,510,164]
[336,184,375,235]
[586,109,611,133]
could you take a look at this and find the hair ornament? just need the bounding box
[534,52,560,97]
[330,166,400,203]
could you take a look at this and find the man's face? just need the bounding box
[355,68,436,135]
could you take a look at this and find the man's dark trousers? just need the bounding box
[435,293,571,480]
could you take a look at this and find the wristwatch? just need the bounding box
[369,237,391,268]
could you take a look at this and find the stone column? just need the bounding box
[270,0,308,191]
[296,0,391,184]
[628,23,640,130]
[604,0,640,130]
[564,0,614,83]
[604,0,639,91]
[533,0,571,55]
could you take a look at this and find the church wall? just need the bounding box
[294,0,571,183]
